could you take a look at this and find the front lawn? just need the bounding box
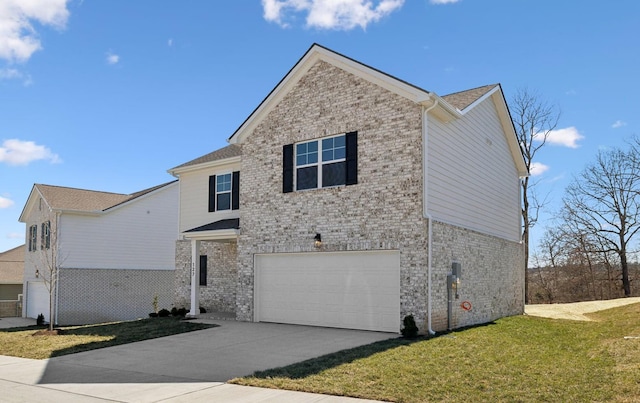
[233,303,640,402]
[0,317,216,359]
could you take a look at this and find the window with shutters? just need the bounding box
[28,225,37,252]
[41,221,50,250]
[208,171,240,212]
[283,131,357,193]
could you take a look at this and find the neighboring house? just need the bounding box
[168,43,528,333]
[0,245,25,317]
[0,245,24,301]
[19,181,178,325]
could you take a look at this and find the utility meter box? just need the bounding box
[452,262,461,280]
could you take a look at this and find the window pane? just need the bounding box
[322,161,346,187]
[297,166,318,190]
[217,193,231,210]
[217,174,231,192]
[296,141,318,165]
[322,135,345,162]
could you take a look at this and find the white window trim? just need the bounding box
[294,134,346,191]
[215,172,233,211]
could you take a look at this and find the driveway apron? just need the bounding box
[38,320,397,384]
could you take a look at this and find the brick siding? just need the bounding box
[57,268,174,325]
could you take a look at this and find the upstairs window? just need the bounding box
[208,171,240,212]
[28,225,37,252]
[41,221,51,250]
[283,131,357,193]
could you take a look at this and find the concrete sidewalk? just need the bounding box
[0,319,394,402]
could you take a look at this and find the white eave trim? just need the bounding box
[181,229,239,241]
[168,155,241,177]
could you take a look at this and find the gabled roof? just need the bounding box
[168,144,241,175]
[0,244,24,283]
[174,43,526,176]
[19,181,177,222]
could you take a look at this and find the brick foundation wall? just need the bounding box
[0,300,20,317]
[57,268,174,325]
[174,240,237,313]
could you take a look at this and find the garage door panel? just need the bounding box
[256,250,400,333]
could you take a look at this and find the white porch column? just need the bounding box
[189,239,200,316]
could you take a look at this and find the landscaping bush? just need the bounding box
[148,312,158,318]
[171,307,188,317]
[36,314,45,327]
[199,306,207,314]
[401,315,418,339]
[158,308,171,317]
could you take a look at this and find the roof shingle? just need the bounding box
[441,84,498,111]
[170,144,241,171]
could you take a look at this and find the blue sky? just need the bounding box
[0,0,638,255]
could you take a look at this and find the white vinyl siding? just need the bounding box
[59,183,179,270]
[427,97,521,242]
[178,161,240,233]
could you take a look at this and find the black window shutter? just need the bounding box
[345,131,358,185]
[283,144,294,193]
[232,171,240,210]
[208,175,216,212]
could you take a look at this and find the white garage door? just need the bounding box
[26,281,50,322]
[255,250,400,333]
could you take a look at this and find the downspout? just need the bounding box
[422,99,439,336]
[54,211,60,326]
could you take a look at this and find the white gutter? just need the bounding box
[422,98,439,336]
[54,211,60,327]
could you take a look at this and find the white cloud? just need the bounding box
[530,162,549,177]
[0,196,14,208]
[0,67,33,85]
[0,0,70,63]
[106,51,120,65]
[534,126,584,148]
[0,138,61,166]
[262,0,404,30]
[168,38,173,47]
[612,120,627,129]
[430,0,460,4]
[7,232,23,239]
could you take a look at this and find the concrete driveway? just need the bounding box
[1,319,396,402]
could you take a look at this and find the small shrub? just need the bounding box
[149,312,158,318]
[199,306,207,314]
[177,307,188,317]
[158,308,171,317]
[401,315,419,339]
[171,307,178,316]
[36,313,45,326]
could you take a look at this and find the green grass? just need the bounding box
[233,303,640,402]
[0,317,216,359]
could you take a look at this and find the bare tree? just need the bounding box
[33,209,65,331]
[561,148,640,296]
[510,88,560,302]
